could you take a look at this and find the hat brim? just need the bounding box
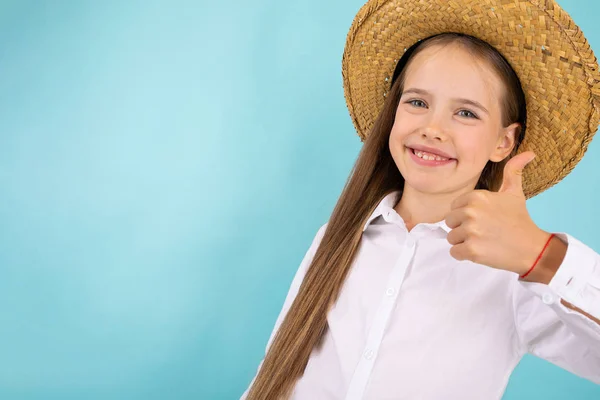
[342,0,600,198]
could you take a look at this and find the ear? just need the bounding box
[489,122,520,162]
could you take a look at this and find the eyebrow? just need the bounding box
[401,88,490,115]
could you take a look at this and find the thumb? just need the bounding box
[498,151,536,196]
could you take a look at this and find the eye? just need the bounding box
[457,109,479,119]
[406,99,427,108]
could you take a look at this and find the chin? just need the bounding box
[403,176,449,194]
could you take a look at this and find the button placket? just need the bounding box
[344,233,417,400]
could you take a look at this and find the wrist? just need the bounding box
[519,231,567,284]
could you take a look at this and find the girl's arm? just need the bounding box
[520,233,600,325]
[513,232,600,384]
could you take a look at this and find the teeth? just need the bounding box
[414,149,450,161]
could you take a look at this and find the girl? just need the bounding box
[242,0,600,399]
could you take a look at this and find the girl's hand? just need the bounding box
[444,151,551,275]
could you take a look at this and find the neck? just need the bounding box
[394,183,474,231]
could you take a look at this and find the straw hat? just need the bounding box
[341,0,600,198]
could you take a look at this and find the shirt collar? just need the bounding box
[362,190,451,234]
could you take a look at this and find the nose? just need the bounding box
[421,116,448,142]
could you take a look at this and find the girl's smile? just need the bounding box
[405,145,457,167]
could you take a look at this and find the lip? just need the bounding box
[407,144,455,160]
[406,146,457,167]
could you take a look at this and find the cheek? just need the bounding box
[388,118,407,151]
[389,110,416,145]
[457,134,496,167]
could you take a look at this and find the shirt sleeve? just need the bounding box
[512,232,600,385]
[240,222,328,399]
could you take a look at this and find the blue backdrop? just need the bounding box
[0,0,599,398]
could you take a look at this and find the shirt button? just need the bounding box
[406,237,415,248]
[386,288,395,296]
[542,293,555,305]
[364,349,374,360]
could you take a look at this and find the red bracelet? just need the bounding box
[520,233,555,279]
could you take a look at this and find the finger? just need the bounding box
[450,191,471,210]
[498,151,536,196]
[446,224,469,246]
[450,190,488,211]
[449,241,471,261]
[444,208,473,230]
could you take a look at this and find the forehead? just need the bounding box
[402,43,504,108]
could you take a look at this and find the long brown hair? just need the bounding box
[245,32,527,399]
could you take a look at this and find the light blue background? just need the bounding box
[0,0,599,399]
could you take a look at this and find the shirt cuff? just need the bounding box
[547,232,600,319]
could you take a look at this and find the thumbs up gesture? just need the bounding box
[444,151,551,275]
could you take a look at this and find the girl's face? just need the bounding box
[389,43,520,196]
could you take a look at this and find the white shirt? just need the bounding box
[242,190,600,399]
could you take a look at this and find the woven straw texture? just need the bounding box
[342,0,600,198]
